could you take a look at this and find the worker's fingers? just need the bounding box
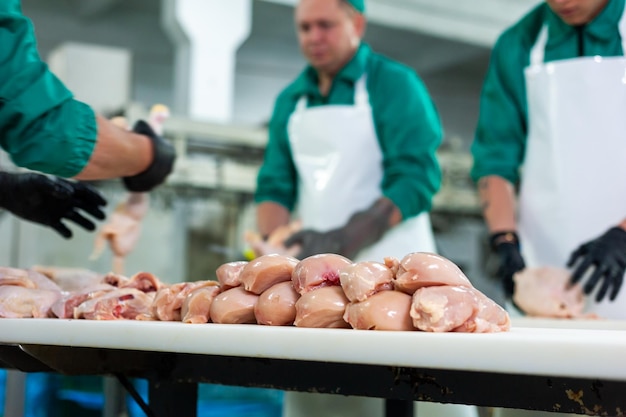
[570,257,593,285]
[50,221,72,239]
[610,270,624,301]
[286,244,301,259]
[76,184,108,207]
[64,210,97,231]
[582,264,603,297]
[75,200,107,221]
[566,245,586,268]
[284,231,306,248]
[59,178,107,207]
[594,268,612,302]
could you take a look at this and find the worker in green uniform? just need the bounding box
[254,1,476,417]
[0,1,175,236]
[0,0,175,186]
[1,3,176,414]
[472,0,626,324]
[255,0,441,263]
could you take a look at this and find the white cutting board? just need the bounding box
[0,317,625,381]
[513,317,626,330]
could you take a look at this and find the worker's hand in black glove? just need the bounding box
[0,172,107,238]
[567,227,626,302]
[123,120,176,192]
[284,198,396,260]
[490,231,526,298]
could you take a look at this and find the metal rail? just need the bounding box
[0,343,623,417]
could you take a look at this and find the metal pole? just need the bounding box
[103,376,127,417]
[4,371,26,417]
[4,215,26,417]
[385,399,414,417]
[148,380,197,417]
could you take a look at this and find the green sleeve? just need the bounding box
[254,93,298,211]
[470,32,530,185]
[0,1,96,177]
[370,64,442,220]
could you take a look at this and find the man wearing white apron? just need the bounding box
[255,1,475,416]
[473,0,626,415]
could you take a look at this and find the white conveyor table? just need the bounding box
[0,317,625,417]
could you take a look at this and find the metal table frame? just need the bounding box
[0,342,623,417]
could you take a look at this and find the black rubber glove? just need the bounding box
[490,231,526,297]
[284,198,395,260]
[568,227,626,302]
[123,120,176,192]
[0,172,107,238]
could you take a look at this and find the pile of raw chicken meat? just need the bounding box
[0,105,512,333]
[0,252,510,333]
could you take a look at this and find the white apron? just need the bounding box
[282,76,474,417]
[519,10,626,319]
[287,75,436,262]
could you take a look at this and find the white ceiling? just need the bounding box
[262,0,542,47]
[239,0,492,79]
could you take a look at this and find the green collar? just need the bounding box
[545,0,625,47]
[291,43,371,97]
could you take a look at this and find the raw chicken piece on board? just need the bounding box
[216,261,248,290]
[151,280,219,321]
[411,285,510,333]
[513,267,591,318]
[181,285,222,324]
[74,288,155,320]
[391,252,472,294]
[387,253,510,333]
[240,254,299,294]
[32,266,103,292]
[0,286,62,318]
[292,254,352,294]
[90,105,170,274]
[339,261,394,303]
[294,286,351,328]
[51,284,116,319]
[210,286,259,324]
[255,281,300,326]
[0,267,62,291]
[344,290,414,331]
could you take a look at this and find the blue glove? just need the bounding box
[0,172,107,238]
[568,227,626,302]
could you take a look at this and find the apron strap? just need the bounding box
[619,5,626,54]
[530,25,549,66]
[354,74,369,107]
[294,96,307,113]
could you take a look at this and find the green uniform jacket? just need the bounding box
[255,43,442,220]
[0,1,96,177]
[471,0,625,184]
